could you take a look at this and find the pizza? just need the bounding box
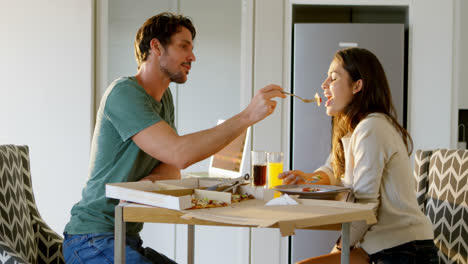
[189,197,228,209]
[231,193,255,203]
[302,187,321,192]
[188,193,255,209]
[315,92,322,106]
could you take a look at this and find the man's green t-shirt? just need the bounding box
[64,76,176,235]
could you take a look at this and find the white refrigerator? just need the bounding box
[290,23,405,262]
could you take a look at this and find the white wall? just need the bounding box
[250,0,290,263]
[458,0,468,109]
[175,2,247,263]
[408,0,454,150]
[252,0,285,154]
[107,0,176,87]
[0,0,93,234]
[177,0,242,173]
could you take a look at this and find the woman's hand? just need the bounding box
[278,170,308,185]
[278,170,330,185]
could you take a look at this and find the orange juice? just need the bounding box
[267,162,283,188]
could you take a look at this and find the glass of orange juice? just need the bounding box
[267,152,283,189]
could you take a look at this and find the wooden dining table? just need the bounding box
[114,198,376,264]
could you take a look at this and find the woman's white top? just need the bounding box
[317,113,433,254]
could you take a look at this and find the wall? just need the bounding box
[408,0,454,150]
[458,0,468,109]
[0,0,93,234]
[250,0,291,263]
[107,0,176,88]
[177,0,242,173]
[175,2,247,263]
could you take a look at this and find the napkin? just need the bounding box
[265,194,300,206]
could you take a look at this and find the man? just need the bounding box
[63,12,285,264]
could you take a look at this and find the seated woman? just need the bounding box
[279,48,438,264]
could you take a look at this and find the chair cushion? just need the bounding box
[0,145,37,263]
[414,150,433,213]
[16,145,65,263]
[0,241,28,263]
[426,149,468,264]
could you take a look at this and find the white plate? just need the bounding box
[273,184,351,200]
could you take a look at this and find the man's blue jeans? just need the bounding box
[63,232,177,264]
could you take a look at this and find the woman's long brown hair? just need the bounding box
[331,48,413,179]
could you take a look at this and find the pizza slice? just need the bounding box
[315,92,322,106]
[188,193,256,209]
[231,193,255,203]
[189,196,228,209]
[302,187,321,192]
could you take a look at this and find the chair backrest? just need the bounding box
[414,149,468,264]
[0,145,37,263]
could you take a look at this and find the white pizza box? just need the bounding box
[157,178,276,201]
[157,178,276,200]
[106,178,275,211]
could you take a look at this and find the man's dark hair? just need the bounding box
[134,12,196,69]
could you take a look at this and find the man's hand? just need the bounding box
[241,84,286,124]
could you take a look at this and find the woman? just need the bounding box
[279,48,438,263]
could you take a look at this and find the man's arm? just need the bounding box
[132,84,285,169]
[141,162,181,182]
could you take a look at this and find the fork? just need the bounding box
[298,177,320,184]
[205,174,249,191]
[282,91,318,103]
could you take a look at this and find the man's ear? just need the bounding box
[150,38,163,56]
[353,79,363,94]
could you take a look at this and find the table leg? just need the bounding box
[115,204,126,264]
[187,225,195,264]
[341,222,350,264]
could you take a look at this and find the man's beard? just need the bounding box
[159,52,187,84]
[161,65,186,84]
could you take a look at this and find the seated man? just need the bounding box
[62,12,285,264]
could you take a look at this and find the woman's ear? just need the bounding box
[353,79,363,94]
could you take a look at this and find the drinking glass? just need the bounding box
[251,151,267,187]
[267,152,283,188]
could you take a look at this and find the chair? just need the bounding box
[0,145,65,264]
[296,148,468,264]
[414,149,468,264]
